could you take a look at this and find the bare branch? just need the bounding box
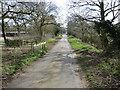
[105,4,120,12]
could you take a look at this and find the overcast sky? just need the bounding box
[2,0,119,27]
[45,0,70,27]
[45,0,119,26]
[3,0,70,27]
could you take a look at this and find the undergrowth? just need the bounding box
[68,36,120,88]
[2,49,48,76]
[2,35,62,82]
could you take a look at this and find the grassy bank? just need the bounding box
[68,36,101,54]
[68,36,120,88]
[2,49,47,76]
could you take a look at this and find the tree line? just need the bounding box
[0,1,62,44]
[67,0,120,51]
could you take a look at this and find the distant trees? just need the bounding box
[1,2,32,43]
[67,15,102,48]
[69,0,120,49]
[28,2,58,42]
[54,23,62,36]
[0,1,61,44]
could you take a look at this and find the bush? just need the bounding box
[94,20,120,50]
[6,39,23,47]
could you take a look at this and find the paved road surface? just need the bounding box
[7,35,88,88]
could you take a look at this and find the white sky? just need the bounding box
[45,0,119,26]
[45,0,70,27]
[2,0,119,27]
[2,0,70,27]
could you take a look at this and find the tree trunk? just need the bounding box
[2,17,7,43]
[100,0,109,48]
[1,2,7,43]
[101,31,108,48]
[39,25,43,41]
[17,25,20,36]
[100,0,105,21]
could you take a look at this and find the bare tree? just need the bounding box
[69,0,120,48]
[71,0,120,23]
[29,2,58,42]
[0,1,59,45]
[0,2,32,43]
[118,0,120,22]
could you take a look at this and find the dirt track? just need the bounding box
[7,35,88,88]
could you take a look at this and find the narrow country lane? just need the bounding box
[7,35,88,88]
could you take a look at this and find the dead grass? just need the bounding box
[68,36,120,88]
[76,51,120,88]
[2,45,33,63]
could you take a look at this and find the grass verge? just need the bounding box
[68,36,120,88]
[68,36,102,54]
[2,49,47,76]
[2,35,62,86]
[46,35,62,43]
